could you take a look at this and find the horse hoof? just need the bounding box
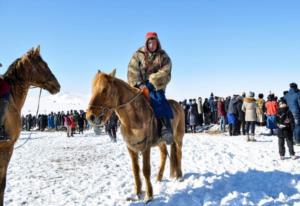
[176,177,184,182]
[144,196,153,204]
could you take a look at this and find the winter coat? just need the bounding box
[64,115,71,127]
[256,98,265,115]
[208,96,215,112]
[265,100,278,116]
[277,107,294,138]
[284,88,300,115]
[69,115,76,129]
[187,104,198,126]
[0,77,10,97]
[127,40,171,91]
[224,97,231,113]
[197,99,203,114]
[217,101,226,117]
[203,101,210,114]
[228,97,238,115]
[242,97,257,122]
[236,99,245,121]
[105,112,119,130]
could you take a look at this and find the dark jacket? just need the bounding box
[105,112,119,131]
[236,99,245,121]
[203,100,210,114]
[228,97,239,115]
[277,107,294,138]
[285,88,300,115]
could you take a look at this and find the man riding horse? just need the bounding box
[0,62,10,141]
[128,32,173,144]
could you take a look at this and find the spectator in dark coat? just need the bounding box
[236,95,246,135]
[284,83,300,145]
[208,93,216,123]
[77,113,85,134]
[203,98,211,125]
[105,111,119,142]
[227,95,239,136]
[187,99,198,133]
[182,99,189,132]
[277,99,296,160]
[197,97,204,126]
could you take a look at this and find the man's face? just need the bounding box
[147,38,158,52]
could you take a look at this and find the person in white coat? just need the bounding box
[242,91,258,141]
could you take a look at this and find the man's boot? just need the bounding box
[161,118,173,145]
[0,125,9,141]
[0,99,10,141]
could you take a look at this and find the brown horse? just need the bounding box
[0,46,60,206]
[86,69,185,203]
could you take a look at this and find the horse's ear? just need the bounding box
[34,45,40,56]
[109,68,116,77]
[18,55,29,67]
[98,70,101,74]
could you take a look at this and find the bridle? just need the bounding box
[88,91,143,118]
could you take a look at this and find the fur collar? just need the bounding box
[244,97,256,103]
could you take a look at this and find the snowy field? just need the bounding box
[5,127,300,206]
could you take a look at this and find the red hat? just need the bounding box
[145,32,158,40]
[145,32,161,51]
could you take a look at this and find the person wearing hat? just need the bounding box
[242,91,257,141]
[0,62,11,141]
[285,82,300,145]
[128,32,173,144]
[256,93,266,126]
[276,98,296,160]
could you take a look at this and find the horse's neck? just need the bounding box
[114,80,153,128]
[10,80,30,113]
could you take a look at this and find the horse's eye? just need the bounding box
[102,88,107,94]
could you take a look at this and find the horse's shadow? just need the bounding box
[129,170,300,206]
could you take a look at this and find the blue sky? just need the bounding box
[1,0,300,100]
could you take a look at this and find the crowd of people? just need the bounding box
[22,109,120,142]
[22,110,88,137]
[180,83,300,160]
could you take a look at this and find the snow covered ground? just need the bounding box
[5,127,300,206]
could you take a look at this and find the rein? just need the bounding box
[14,88,42,150]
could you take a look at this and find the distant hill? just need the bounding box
[22,89,89,115]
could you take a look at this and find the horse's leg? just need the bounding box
[127,147,142,198]
[0,146,13,206]
[142,147,153,203]
[170,143,177,178]
[175,141,183,179]
[156,143,167,182]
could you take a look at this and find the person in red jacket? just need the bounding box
[265,93,279,135]
[0,63,11,141]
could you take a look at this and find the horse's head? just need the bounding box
[8,46,60,94]
[86,69,117,126]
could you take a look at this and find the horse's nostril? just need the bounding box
[90,114,95,122]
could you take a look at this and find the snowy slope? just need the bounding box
[5,127,300,206]
[21,90,89,115]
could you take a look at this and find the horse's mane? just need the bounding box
[112,75,140,94]
[95,72,140,94]
[3,58,22,84]
[3,48,40,84]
